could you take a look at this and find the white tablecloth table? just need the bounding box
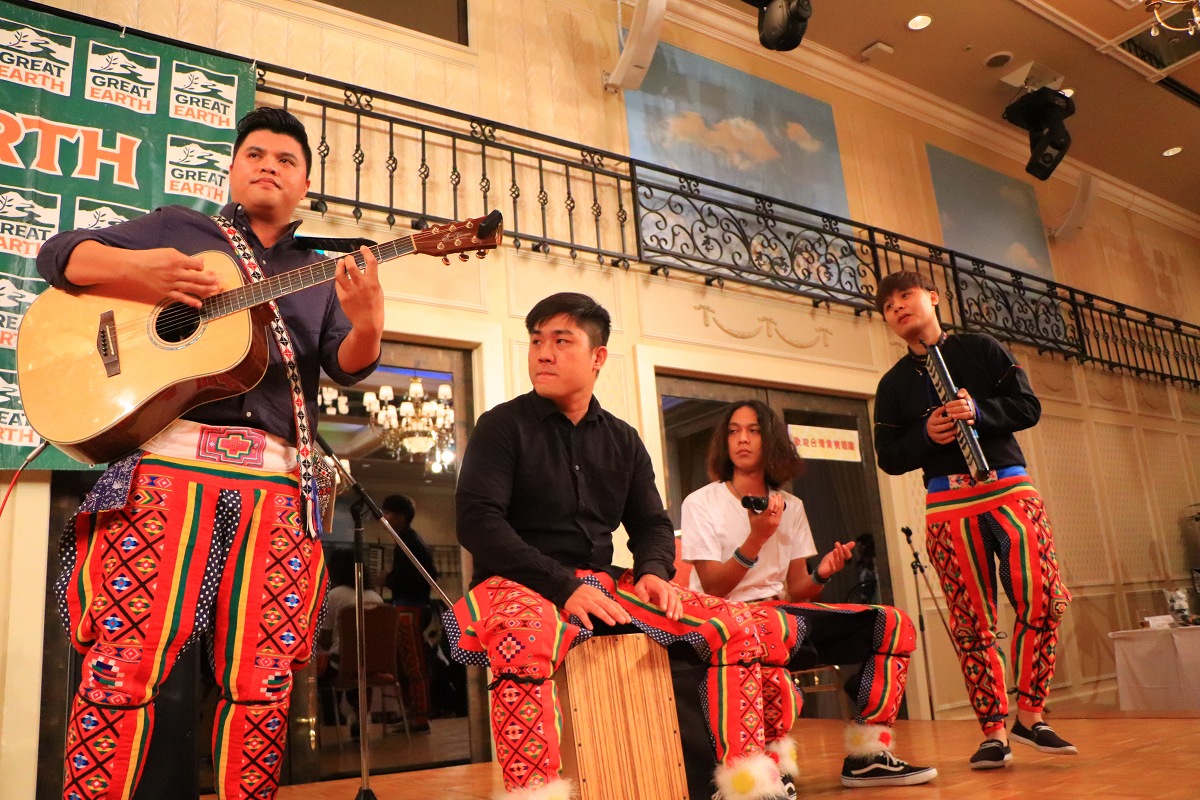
[1108,626,1200,711]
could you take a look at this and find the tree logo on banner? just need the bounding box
[0,185,60,260]
[170,62,239,129]
[0,16,76,96]
[84,42,160,115]
[165,136,233,204]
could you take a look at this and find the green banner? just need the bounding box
[0,2,254,469]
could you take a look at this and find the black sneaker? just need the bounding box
[781,773,797,800]
[969,739,1012,770]
[1010,721,1078,754]
[841,751,938,788]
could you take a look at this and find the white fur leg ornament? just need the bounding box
[494,777,575,800]
[843,724,896,757]
[765,737,799,780]
[713,751,786,800]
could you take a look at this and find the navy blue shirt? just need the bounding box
[456,390,677,607]
[35,202,378,445]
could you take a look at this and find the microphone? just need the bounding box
[741,494,770,513]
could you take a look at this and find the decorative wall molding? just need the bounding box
[694,304,833,350]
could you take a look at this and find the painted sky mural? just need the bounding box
[926,145,1055,282]
[625,41,849,219]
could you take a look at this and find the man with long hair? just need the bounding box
[682,400,937,788]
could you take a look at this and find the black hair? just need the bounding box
[233,107,313,177]
[524,292,612,349]
[873,270,938,314]
[326,548,356,588]
[705,400,804,490]
[381,494,416,525]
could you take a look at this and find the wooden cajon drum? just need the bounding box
[553,633,689,800]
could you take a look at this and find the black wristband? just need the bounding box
[811,564,831,585]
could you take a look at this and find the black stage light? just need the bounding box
[1002,86,1075,181]
[740,0,812,52]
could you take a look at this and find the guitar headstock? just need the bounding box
[412,210,504,262]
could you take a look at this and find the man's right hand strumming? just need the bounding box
[563,583,631,631]
[65,241,220,308]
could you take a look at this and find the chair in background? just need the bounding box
[331,604,410,742]
[392,604,432,729]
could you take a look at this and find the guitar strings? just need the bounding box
[101,233,454,338]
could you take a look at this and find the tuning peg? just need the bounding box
[476,250,487,259]
[458,253,470,261]
[441,256,450,266]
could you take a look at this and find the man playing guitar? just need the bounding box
[37,107,384,800]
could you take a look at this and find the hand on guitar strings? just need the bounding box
[334,245,385,335]
[63,241,217,308]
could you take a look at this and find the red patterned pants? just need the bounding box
[56,456,327,800]
[925,476,1071,733]
[445,569,802,794]
[768,601,915,726]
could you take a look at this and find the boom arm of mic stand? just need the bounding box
[314,433,455,609]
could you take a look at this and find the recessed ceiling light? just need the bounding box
[984,51,1013,68]
[907,14,933,31]
[1060,88,1075,97]
[1163,146,1183,157]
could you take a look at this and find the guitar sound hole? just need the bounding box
[155,303,202,343]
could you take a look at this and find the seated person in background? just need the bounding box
[681,400,937,789]
[380,493,437,732]
[446,292,803,800]
[382,493,439,609]
[318,548,383,735]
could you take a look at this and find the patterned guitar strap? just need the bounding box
[212,214,322,539]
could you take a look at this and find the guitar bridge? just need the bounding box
[96,310,120,377]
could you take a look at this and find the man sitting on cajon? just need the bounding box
[444,292,803,800]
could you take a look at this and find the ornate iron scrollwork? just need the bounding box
[470,120,497,141]
[343,90,373,111]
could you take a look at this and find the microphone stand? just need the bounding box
[901,526,953,721]
[315,433,455,800]
[347,498,377,800]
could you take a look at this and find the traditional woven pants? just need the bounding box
[445,569,799,794]
[925,475,1071,733]
[57,455,326,800]
[768,602,915,726]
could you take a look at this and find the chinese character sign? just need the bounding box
[788,423,862,463]
[0,4,253,468]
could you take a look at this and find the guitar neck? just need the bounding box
[201,236,415,319]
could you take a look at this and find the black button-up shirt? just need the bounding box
[456,390,676,607]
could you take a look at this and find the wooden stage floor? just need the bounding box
[250,716,1196,800]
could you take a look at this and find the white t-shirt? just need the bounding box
[680,481,817,603]
[323,584,384,659]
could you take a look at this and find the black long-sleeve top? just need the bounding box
[873,332,1041,485]
[455,390,676,607]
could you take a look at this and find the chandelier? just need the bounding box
[363,377,456,472]
[1146,1,1200,35]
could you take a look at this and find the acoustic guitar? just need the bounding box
[16,210,503,465]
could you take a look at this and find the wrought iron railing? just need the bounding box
[257,64,1200,388]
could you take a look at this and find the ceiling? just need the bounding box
[710,0,1200,217]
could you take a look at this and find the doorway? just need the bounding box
[657,374,895,610]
